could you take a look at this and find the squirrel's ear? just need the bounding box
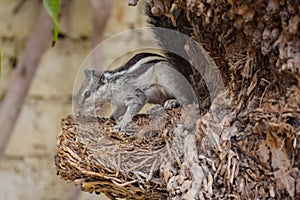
[84,69,92,78]
[92,70,102,77]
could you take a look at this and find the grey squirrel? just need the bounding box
[74,2,210,131]
[74,52,197,131]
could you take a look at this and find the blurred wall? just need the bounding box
[0,0,150,199]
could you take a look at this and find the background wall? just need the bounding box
[0,0,150,199]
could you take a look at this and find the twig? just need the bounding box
[127,157,153,172]
[146,158,157,182]
[0,5,52,159]
[116,151,121,177]
[112,179,138,187]
[68,160,125,183]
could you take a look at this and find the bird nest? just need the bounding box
[55,108,185,199]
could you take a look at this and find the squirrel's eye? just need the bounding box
[84,91,91,98]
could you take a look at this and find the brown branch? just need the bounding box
[0,5,52,159]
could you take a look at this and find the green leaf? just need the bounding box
[43,0,60,46]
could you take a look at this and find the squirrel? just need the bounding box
[74,2,211,131]
[74,52,197,131]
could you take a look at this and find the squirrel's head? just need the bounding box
[74,69,111,116]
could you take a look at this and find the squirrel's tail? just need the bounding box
[145,3,211,109]
[145,3,193,79]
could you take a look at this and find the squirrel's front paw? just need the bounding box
[164,99,179,110]
[113,124,135,136]
[113,125,123,132]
